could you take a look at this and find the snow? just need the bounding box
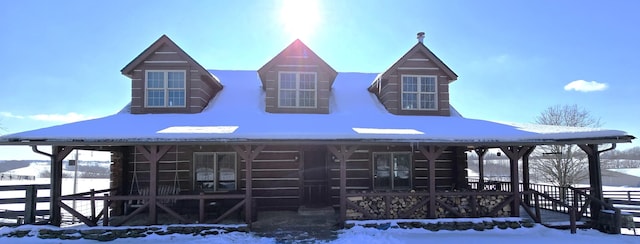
[611,168,640,178]
[0,70,632,145]
[0,221,638,244]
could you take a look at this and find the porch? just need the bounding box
[34,142,629,235]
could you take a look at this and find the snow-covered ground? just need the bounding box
[0,221,638,243]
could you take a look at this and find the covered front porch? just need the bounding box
[34,140,623,234]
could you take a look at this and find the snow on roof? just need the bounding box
[0,70,633,145]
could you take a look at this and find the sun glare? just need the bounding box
[279,0,321,41]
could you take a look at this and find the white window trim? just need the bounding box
[193,152,237,192]
[400,75,438,111]
[277,71,318,108]
[372,152,412,190]
[145,70,187,108]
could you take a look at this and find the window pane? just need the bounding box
[168,72,185,88]
[402,76,418,92]
[279,90,296,107]
[280,73,296,89]
[147,90,165,107]
[420,94,435,109]
[420,77,436,92]
[374,154,391,189]
[168,90,185,107]
[299,73,316,89]
[393,153,411,188]
[195,153,216,191]
[402,93,418,109]
[147,72,164,88]
[298,90,315,107]
[217,153,236,191]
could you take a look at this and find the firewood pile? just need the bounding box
[346,190,511,220]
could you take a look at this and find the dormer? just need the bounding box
[368,33,457,116]
[258,40,338,114]
[121,35,222,114]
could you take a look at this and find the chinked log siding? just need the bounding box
[119,144,467,212]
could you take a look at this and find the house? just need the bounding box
[0,34,634,228]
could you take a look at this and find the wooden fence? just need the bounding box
[0,184,50,225]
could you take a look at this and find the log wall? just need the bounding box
[118,144,468,212]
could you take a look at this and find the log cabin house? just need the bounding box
[0,33,634,229]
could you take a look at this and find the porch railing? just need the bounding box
[0,184,50,225]
[59,191,246,227]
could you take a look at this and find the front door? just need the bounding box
[302,149,329,206]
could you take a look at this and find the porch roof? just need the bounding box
[0,70,634,147]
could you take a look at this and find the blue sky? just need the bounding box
[0,0,638,160]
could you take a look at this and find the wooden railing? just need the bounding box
[59,191,247,227]
[0,184,50,225]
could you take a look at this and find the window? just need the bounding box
[401,75,437,110]
[146,70,186,107]
[193,152,237,192]
[373,152,411,190]
[278,72,317,108]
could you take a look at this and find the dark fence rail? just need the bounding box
[0,173,35,181]
[0,184,50,225]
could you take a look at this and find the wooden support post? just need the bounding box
[233,145,264,227]
[199,192,205,224]
[521,147,535,206]
[136,145,173,225]
[500,146,533,217]
[327,145,358,226]
[103,194,109,226]
[50,146,73,226]
[90,189,96,221]
[419,146,445,218]
[578,144,603,221]
[25,185,37,224]
[474,148,488,190]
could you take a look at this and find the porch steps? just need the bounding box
[252,208,339,242]
[519,206,591,230]
[297,205,335,216]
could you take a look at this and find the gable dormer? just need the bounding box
[121,35,222,114]
[369,36,457,116]
[258,40,338,114]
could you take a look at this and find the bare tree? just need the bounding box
[532,104,602,188]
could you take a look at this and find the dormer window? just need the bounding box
[278,72,317,108]
[145,70,186,107]
[401,75,437,110]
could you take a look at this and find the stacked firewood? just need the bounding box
[346,191,511,220]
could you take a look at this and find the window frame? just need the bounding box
[193,152,237,192]
[277,71,318,108]
[372,152,412,190]
[400,75,438,111]
[145,70,187,108]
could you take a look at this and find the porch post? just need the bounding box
[500,146,532,217]
[578,144,603,221]
[474,148,487,190]
[419,146,445,218]
[233,145,264,227]
[521,147,535,205]
[136,145,172,225]
[50,146,74,226]
[327,145,357,226]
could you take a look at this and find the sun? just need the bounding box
[279,0,322,41]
